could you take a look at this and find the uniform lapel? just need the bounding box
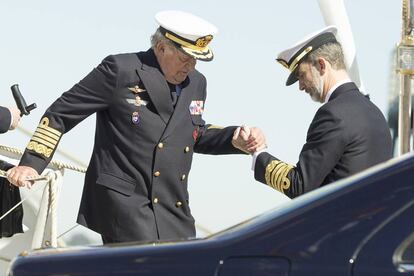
[161,75,196,139]
[136,50,173,124]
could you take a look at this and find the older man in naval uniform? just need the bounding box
[7,11,265,243]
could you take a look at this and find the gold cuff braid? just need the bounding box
[265,160,294,194]
[26,117,62,158]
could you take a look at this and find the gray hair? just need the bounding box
[151,28,175,49]
[304,42,346,70]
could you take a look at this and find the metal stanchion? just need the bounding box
[397,0,414,155]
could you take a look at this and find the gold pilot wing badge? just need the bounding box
[125,96,148,106]
[128,85,146,94]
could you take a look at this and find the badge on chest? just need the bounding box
[126,84,148,107]
[189,100,204,115]
[127,84,147,125]
[128,85,146,94]
[131,111,140,124]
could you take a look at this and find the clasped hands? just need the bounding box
[7,126,266,188]
[232,125,266,154]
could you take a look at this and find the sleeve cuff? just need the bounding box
[19,151,49,174]
[251,150,267,170]
[8,108,14,130]
[0,106,12,133]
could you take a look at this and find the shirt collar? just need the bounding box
[324,79,352,103]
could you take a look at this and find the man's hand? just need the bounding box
[232,125,250,153]
[246,126,267,152]
[232,125,267,154]
[7,166,39,188]
[8,106,22,130]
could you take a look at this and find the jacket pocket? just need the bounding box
[96,172,136,196]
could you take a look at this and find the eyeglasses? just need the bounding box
[168,45,196,66]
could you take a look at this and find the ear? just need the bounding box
[317,57,327,75]
[154,41,166,55]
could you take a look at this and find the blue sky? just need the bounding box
[0,1,400,242]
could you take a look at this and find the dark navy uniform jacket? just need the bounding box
[0,106,23,237]
[0,106,11,133]
[19,49,243,242]
[255,82,392,198]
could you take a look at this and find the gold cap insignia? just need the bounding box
[195,35,213,48]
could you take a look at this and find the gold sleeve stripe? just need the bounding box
[207,125,223,130]
[274,163,286,188]
[273,163,289,192]
[279,165,293,191]
[265,160,294,194]
[37,117,62,137]
[38,124,62,137]
[26,117,62,158]
[30,136,55,149]
[265,161,278,186]
[34,127,60,141]
[269,163,280,186]
[33,132,58,145]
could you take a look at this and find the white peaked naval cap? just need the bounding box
[155,10,218,61]
[276,26,338,86]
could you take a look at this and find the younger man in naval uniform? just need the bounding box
[235,26,392,198]
[7,11,265,243]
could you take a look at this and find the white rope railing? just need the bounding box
[0,143,85,249]
[0,145,87,173]
[30,170,62,249]
[17,125,88,169]
[0,169,49,182]
[0,169,61,249]
[0,171,50,222]
[49,171,58,248]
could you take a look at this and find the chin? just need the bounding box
[310,94,321,103]
[167,79,181,85]
[172,77,187,84]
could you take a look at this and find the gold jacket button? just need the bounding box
[154,171,161,177]
[181,174,186,181]
[157,143,164,149]
[175,201,182,207]
[184,146,190,153]
[153,197,159,204]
